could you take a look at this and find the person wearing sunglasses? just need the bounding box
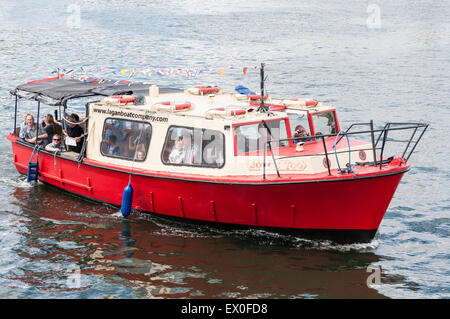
[45,134,66,153]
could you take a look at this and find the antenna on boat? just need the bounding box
[257,63,269,113]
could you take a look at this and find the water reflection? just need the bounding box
[0,183,408,298]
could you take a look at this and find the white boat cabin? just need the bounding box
[83,86,373,177]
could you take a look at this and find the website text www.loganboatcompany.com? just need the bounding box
[92,107,169,122]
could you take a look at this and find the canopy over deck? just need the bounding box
[10,77,182,106]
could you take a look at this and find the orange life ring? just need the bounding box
[187,85,220,95]
[153,101,192,112]
[248,94,268,100]
[104,95,136,104]
[248,102,286,111]
[206,107,247,117]
[282,98,318,107]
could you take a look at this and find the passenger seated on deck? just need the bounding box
[23,114,42,144]
[168,137,185,164]
[45,134,66,153]
[18,113,31,138]
[37,114,55,147]
[293,125,312,144]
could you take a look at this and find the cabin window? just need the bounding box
[161,126,225,168]
[100,118,152,161]
[311,111,337,136]
[234,119,289,155]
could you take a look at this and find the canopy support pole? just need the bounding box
[13,95,18,136]
[36,101,40,145]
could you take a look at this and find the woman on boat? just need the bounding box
[293,125,312,143]
[40,114,55,146]
[168,137,186,164]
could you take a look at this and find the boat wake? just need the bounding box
[0,177,37,189]
[145,214,380,251]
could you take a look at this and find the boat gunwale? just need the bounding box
[9,134,410,186]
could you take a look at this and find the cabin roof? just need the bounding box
[92,88,335,123]
[10,77,182,106]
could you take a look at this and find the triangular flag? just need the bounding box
[218,68,228,76]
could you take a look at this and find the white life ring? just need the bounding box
[205,107,247,118]
[281,98,318,107]
[103,95,136,104]
[152,101,192,112]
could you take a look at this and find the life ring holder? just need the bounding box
[152,101,193,112]
[103,95,136,104]
[205,107,247,118]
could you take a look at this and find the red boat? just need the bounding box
[7,69,428,243]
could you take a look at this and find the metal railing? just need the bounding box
[262,121,428,179]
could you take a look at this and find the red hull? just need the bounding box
[8,134,408,242]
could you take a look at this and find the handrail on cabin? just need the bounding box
[262,122,428,180]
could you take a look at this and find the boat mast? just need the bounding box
[258,63,268,113]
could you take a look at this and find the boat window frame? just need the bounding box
[307,109,340,140]
[160,125,226,169]
[232,117,292,156]
[100,117,152,162]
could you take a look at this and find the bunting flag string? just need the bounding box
[51,65,260,84]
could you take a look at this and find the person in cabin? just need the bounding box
[45,134,66,152]
[127,123,145,158]
[104,134,120,156]
[19,113,31,138]
[105,119,128,144]
[136,150,146,161]
[168,137,186,164]
[293,125,312,143]
[66,113,85,153]
[257,122,273,150]
[182,133,199,165]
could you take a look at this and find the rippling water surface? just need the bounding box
[0,0,448,298]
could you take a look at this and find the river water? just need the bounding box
[0,0,448,299]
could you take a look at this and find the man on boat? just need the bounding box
[18,113,31,138]
[45,134,66,152]
[23,114,42,144]
[66,113,85,153]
